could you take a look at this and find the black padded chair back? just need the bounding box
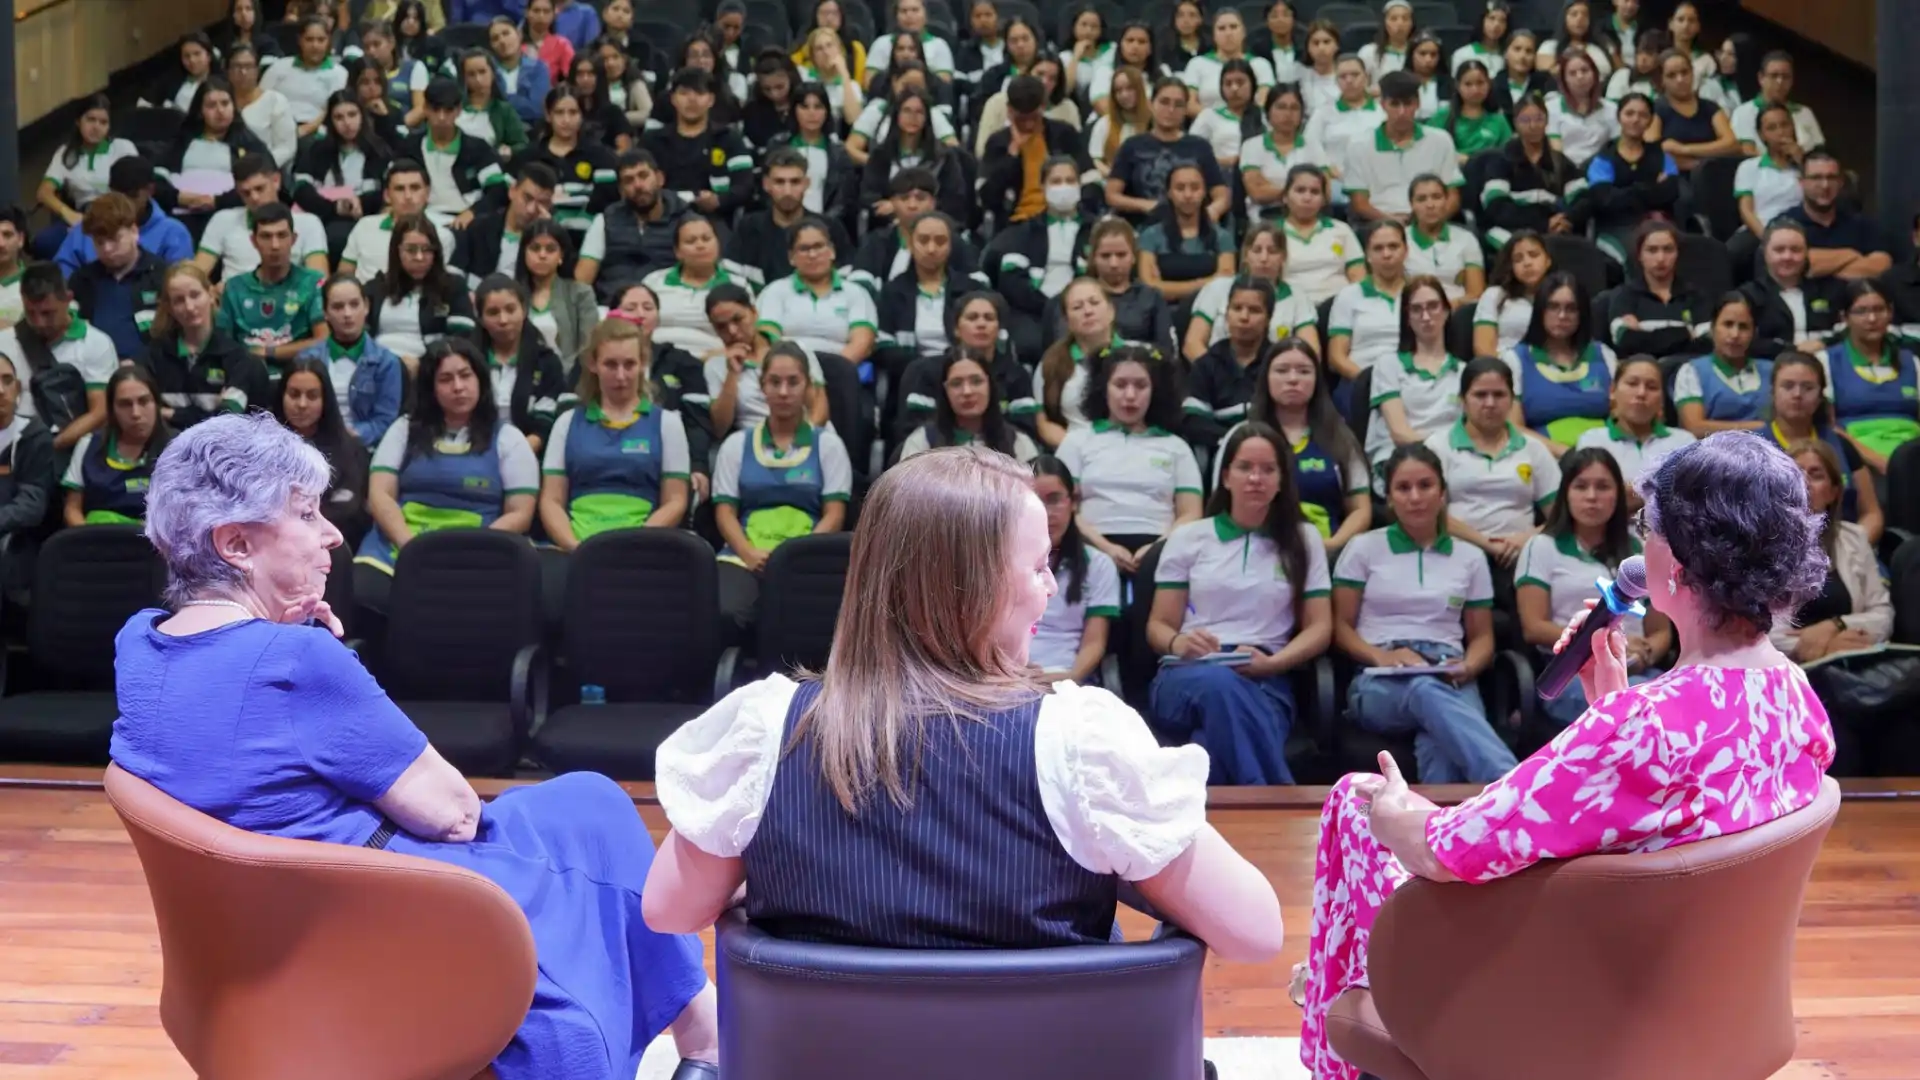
[122,107,186,162]
[1692,155,1745,241]
[1541,234,1615,301]
[29,526,163,686]
[1678,234,1735,303]
[716,909,1208,1080]
[1887,438,1920,537]
[1447,302,1477,357]
[814,351,870,485]
[384,530,541,702]
[438,23,491,51]
[1345,363,1373,444]
[756,533,853,674]
[1460,150,1499,224]
[564,529,719,703]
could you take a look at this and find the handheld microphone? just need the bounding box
[1537,556,1648,700]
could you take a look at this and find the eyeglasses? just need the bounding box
[1407,300,1446,316]
[399,245,436,257]
[793,240,832,255]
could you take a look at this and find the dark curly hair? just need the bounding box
[1080,344,1184,433]
[1637,431,1828,634]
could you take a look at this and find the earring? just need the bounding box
[1667,573,1678,597]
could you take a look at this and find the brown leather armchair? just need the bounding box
[1328,774,1841,1080]
[104,764,537,1080]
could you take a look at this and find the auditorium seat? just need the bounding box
[370,531,545,778]
[1326,775,1841,1080]
[104,764,532,1080]
[720,532,853,690]
[715,907,1207,1080]
[0,526,163,765]
[530,529,723,781]
[1540,234,1618,302]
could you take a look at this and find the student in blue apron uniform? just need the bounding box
[1148,423,1333,785]
[1822,280,1920,473]
[1515,447,1673,731]
[1500,269,1616,456]
[1767,351,1884,543]
[1216,337,1373,558]
[1028,457,1122,684]
[539,318,691,549]
[61,366,172,527]
[645,443,1286,967]
[1675,292,1770,437]
[354,339,541,614]
[1332,443,1518,783]
[711,343,853,644]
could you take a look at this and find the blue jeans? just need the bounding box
[1539,669,1663,728]
[1347,640,1519,783]
[1148,658,1296,785]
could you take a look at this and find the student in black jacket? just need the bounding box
[1489,30,1556,118]
[404,78,512,227]
[142,32,217,113]
[985,155,1098,364]
[140,263,272,430]
[872,212,991,420]
[761,84,860,233]
[156,78,275,220]
[518,88,620,238]
[1602,220,1709,359]
[453,162,559,286]
[471,274,573,453]
[0,353,57,606]
[1740,219,1845,358]
[1480,112,1580,245]
[978,75,1099,232]
[1566,92,1679,263]
[293,89,396,261]
[726,149,855,289]
[856,87,970,232]
[849,167,982,300]
[640,68,756,223]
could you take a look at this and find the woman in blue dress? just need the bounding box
[111,411,719,1080]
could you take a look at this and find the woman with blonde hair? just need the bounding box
[645,445,1286,963]
[1035,278,1125,448]
[797,27,867,124]
[538,318,691,551]
[140,262,270,431]
[1050,217,1176,356]
[1087,66,1152,177]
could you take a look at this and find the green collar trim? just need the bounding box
[1335,97,1379,113]
[1212,513,1264,541]
[1447,416,1525,457]
[1091,418,1173,437]
[1396,350,1461,381]
[584,399,652,422]
[59,318,87,343]
[1069,333,1124,363]
[791,270,845,293]
[1359,277,1400,304]
[754,418,816,455]
[664,264,730,289]
[1604,414,1670,443]
[1711,353,1754,380]
[1262,131,1307,154]
[1411,222,1451,249]
[1386,521,1453,555]
[1373,124,1425,152]
[327,334,367,361]
[427,132,462,155]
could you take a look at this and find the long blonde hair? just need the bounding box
[793,446,1044,812]
[573,317,652,406]
[150,262,217,343]
[1786,439,1844,558]
[1102,66,1152,164]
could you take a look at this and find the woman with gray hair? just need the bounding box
[1296,431,1836,1080]
[109,411,722,1080]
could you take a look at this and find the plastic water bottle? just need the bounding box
[581,684,606,706]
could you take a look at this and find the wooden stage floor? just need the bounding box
[0,773,1916,1079]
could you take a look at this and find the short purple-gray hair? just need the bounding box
[1637,430,1829,632]
[144,412,333,605]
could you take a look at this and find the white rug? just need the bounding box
[636,1036,1309,1079]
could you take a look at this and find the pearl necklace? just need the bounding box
[179,599,257,618]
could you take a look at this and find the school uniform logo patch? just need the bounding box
[576,162,593,179]
[620,438,652,454]
[1517,463,1533,482]
[711,148,727,166]
[1298,456,1328,473]
[461,476,496,491]
[260,299,276,318]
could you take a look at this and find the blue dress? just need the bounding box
[109,610,707,1080]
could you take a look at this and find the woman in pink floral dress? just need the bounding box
[1298,431,1837,1080]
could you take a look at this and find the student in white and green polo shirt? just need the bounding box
[1516,446,1672,727]
[1054,346,1204,580]
[1332,443,1517,783]
[1425,357,1560,572]
[1030,457,1123,684]
[1147,423,1332,786]
[1573,354,1696,491]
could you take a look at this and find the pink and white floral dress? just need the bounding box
[1299,663,1835,1080]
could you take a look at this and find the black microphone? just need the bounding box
[1537,556,1648,700]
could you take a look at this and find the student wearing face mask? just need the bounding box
[985,155,1098,365]
[978,76,1098,234]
